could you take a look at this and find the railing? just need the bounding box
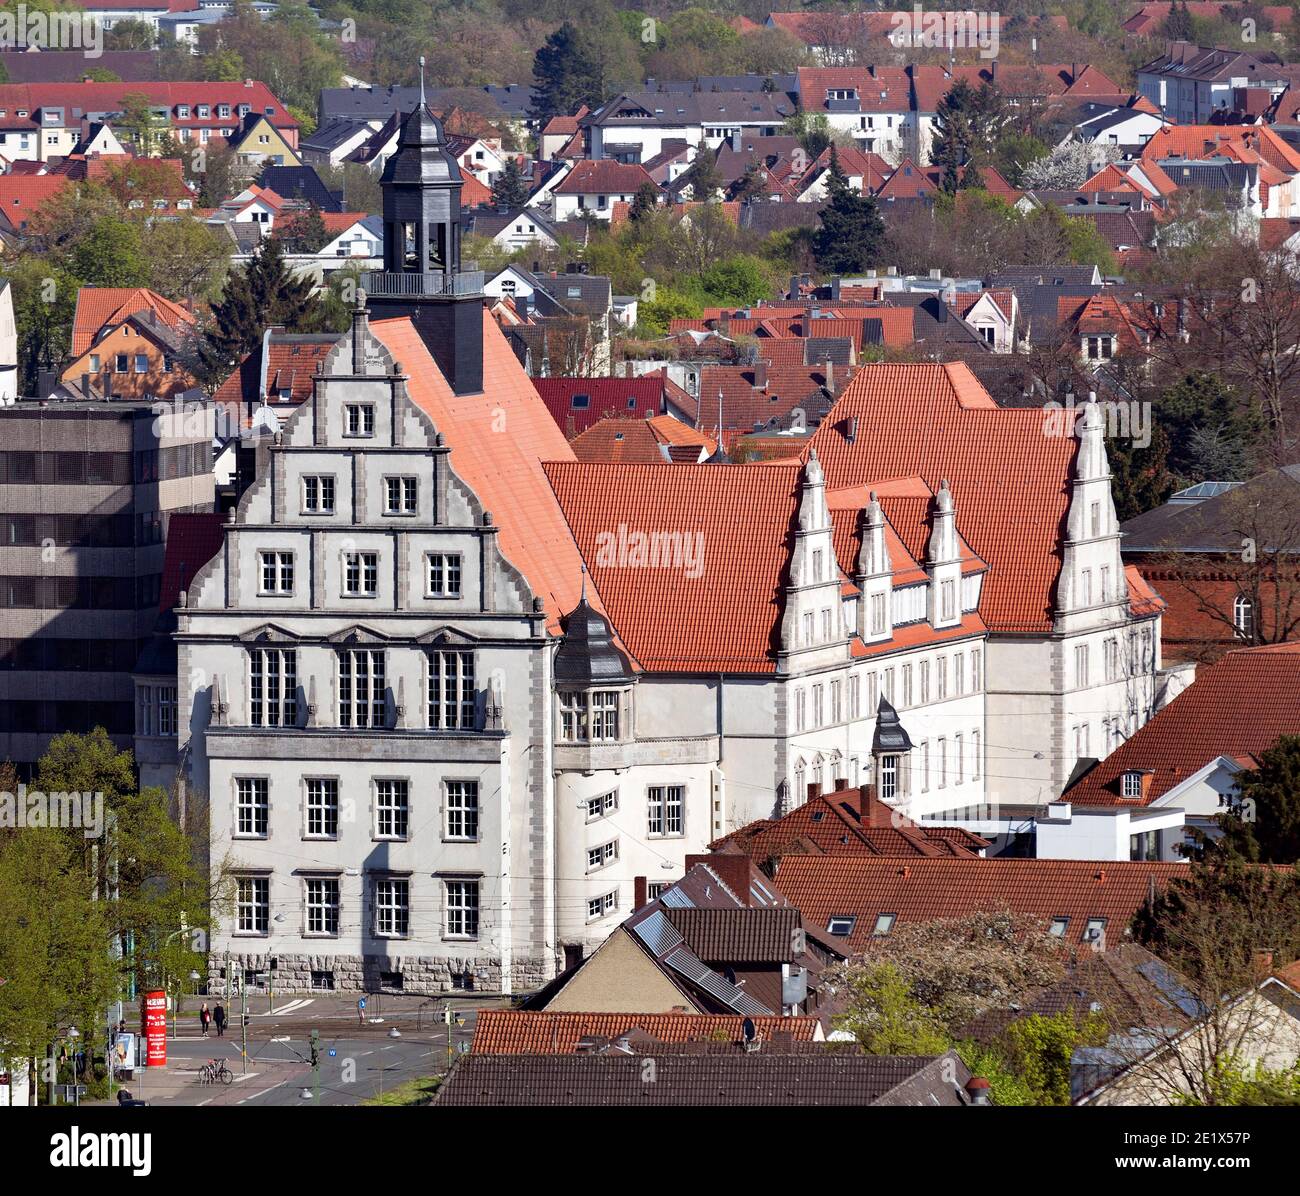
[362,270,485,298]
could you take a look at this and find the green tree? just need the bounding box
[1003,1011,1109,1106]
[832,961,950,1055]
[638,287,702,336]
[683,149,724,203]
[67,216,149,288]
[490,156,530,211]
[628,180,660,223]
[1163,0,1196,39]
[201,237,327,373]
[1213,735,1300,864]
[273,204,331,255]
[118,91,167,156]
[813,185,886,275]
[1107,422,1176,522]
[530,21,605,119]
[1157,372,1265,483]
[145,218,229,305]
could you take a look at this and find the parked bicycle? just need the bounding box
[199,1058,233,1085]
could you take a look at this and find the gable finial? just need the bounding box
[419,56,426,107]
[580,563,588,602]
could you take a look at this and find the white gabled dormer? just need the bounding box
[1056,397,1127,632]
[927,479,962,630]
[779,450,846,667]
[856,490,892,643]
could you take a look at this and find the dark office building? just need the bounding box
[0,398,214,770]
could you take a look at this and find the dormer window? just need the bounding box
[1121,770,1144,799]
[827,915,856,937]
[1085,335,1114,360]
[872,913,897,936]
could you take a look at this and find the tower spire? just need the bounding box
[419,55,426,106]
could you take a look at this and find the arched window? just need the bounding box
[1233,594,1255,640]
[793,759,806,806]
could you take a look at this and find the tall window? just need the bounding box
[937,656,947,700]
[445,781,479,841]
[937,737,947,787]
[259,551,294,595]
[972,730,981,780]
[445,879,479,938]
[940,579,956,621]
[429,650,475,730]
[811,683,824,727]
[794,688,807,732]
[848,674,860,719]
[339,649,386,728]
[305,779,339,838]
[137,685,153,736]
[1234,594,1255,639]
[879,754,898,801]
[236,876,269,934]
[427,553,462,598]
[919,661,930,704]
[384,476,417,514]
[870,593,886,635]
[901,664,913,707]
[970,651,980,693]
[830,679,842,723]
[1074,644,1090,688]
[373,878,409,937]
[590,691,619,741]
[375,780,409,839]
[305,878,339,935]
[157,685,177,735]
[648,785,684,837]
[236,777,268,837]
[302,475,335,513]
[345,404,374,437]
[954,732,964,784]
[249,648,296,727]
[343,551,379,597]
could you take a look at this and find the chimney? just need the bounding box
[824,358,834,393]
[806,782,822,802]
[686,852,752,904]
[965,1077,992,1106]
[833,777,848,791]
[752,361,767,389]
[634,875,647,909]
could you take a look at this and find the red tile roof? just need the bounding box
[1064,643,1300,807]
[570,415,715,464]
[545,461,801,672]
[70,286,195,355]
[773,855,1189,951]
[554,159,656,195]
[532,376,665,437]
[0,173,69,228]
[470,1010,819,1054]
[0,80,296,130]
[713,785,988,859]
[797,67,911,115]
[1141,125,1300,175]
[806,363,1081,633]
[372,312,591,632]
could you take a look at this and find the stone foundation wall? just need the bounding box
[210,950,556,996]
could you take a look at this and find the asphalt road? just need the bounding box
[107,993,494,1106]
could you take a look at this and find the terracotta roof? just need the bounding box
[553,159,655,195]
[532,376,664,437]
[1141,125,1300,174]
[797,67,911,115]
[70,286,194,356]
[774,855,1188,951]
[470,1010,818,1054]
[371,312,591,632]
[544,461,801,672]
[1123,3,1293,35]
[459,173,491,208]
[713,785,988,860]
[1065,643,1300,807]
[0,173,68,228]
[0,80,295,129]
[318,211,369,234]
[876,157,936,200]
[806,363,1081,634]
[212,333,337,422]
[570,415,715,464]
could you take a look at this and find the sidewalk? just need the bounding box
[93,1051,309,1107]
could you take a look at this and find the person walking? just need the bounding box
[200,1003,211,1038]
[213,1002,226,1038]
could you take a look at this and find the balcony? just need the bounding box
[361,269,484,298]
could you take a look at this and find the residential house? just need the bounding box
[226,110,302,175]
[569,415,717,464]
[581,90,794,163]
[1137,42,1291,124]
[549,160,656,221]
[470,1009,823,1053]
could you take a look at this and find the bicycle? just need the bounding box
[199,1059,233,1085]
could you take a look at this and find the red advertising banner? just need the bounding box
[144,991,167,1067]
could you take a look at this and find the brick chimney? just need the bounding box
[752,361,767,389]
[634,875,647,910]
[966,1077,991,1105]
[686,852,752,905]
[806,782,822,802]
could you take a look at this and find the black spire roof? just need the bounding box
[554,595,633,687]
[871,696,914,754]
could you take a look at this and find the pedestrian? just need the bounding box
[213,1002,226,1038]
[200,1002,211,1038]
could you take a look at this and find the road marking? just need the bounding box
[238,1078,290,1104]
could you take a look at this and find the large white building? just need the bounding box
[156,100,1179,997]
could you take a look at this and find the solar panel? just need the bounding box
[663,946,772,1016]
[633,910,684,957]
[658,887,695,909]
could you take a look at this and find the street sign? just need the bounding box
[358,997,366,1009]
[144,992,167,1067]
[328,1049,337,1057]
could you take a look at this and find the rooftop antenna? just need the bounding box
[419,56,426,107]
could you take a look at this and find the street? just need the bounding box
[95,992,500,1107]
